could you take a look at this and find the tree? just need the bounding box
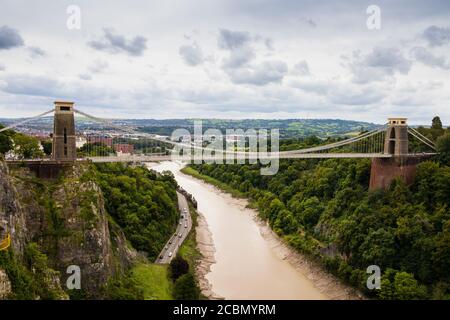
[0,133,13,154]
[393,272,427,300]
[379,269,427,300]
[431,116,445,140]
[432,116,443,130]
[41,140,52,156]
[173,272,200,300]
[169,255,189,280]
[436,133,450,165]
[0,124,14,155]
[13,133,44,159]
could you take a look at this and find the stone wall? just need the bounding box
[369,157,420,190]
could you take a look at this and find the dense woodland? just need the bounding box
[91,163,179,260]
[190,117,450,300]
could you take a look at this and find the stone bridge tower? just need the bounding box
[384,118,409,155]
[52,101,76,161]
[369,118,419,190]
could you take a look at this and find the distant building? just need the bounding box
[76,136,87,148]
[87,136,113,147]
[114,144,134,155]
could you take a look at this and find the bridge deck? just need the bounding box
[5,153,437,164]
[87,153,393,163]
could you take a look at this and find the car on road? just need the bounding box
[179,221,182,225]
[165,246,168,250]
[181,214,184,219]
[185,223,188,228]
[179,233,182,238]
[168,252,172,257]
[169,240,172,244]
[159,255,163,259]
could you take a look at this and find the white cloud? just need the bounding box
[0,1,449,123]
[226,60,288,86]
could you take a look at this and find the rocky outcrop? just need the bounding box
[0,268,11,299]
[0,161,137,299]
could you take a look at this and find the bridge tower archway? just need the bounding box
[384,118,408,156]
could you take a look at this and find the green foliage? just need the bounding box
[93,163,179,259]
[169,255,189,280]
[187,121,450,299]
[41,140,52,156]
[0,249,35,299]
[78,142,115,157]
[0,243,67,300]
[104,272,144,300]
[436,133,450,165]
[12,133,44,159]
[378,269,427,300]
[173,272,200,300]
[0,124,14,154]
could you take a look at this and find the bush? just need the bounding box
[169,255,189,281]
[173,272,200,300]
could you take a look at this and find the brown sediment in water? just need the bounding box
[184,170,365,300]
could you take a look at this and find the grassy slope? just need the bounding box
[130,263,173,300]
[127,196,203,300]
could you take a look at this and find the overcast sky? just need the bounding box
[0,0,449,124]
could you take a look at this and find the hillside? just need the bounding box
[0,117,380,139]
[0,161,183,299]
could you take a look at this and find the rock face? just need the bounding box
[0,268,11,299]
[0,160,136,298]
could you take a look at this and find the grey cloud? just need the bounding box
[345,47,412,83]
[265,38,274,51]
[226,60,288,86]
[222,46,255,68]
[88,28,147,56]
[423,25,450,46]
[79,73,92,81]
[0,74,62,97]
[0,25,24,50]
[298,17,317,28]
[88,59,109,73]
[28,46,46,58]
[411,46,450,69]
[364,47,412,73]
[218,29,252,50]
[179,43,204,66]
[0,73,116,103]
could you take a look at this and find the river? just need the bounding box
[150,161,326,300]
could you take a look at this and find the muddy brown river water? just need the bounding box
[151,161,326,300]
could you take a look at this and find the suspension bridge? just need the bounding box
[0,101,439,251]
[0,101,437,163]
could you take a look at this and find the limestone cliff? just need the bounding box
[0,160,137,299]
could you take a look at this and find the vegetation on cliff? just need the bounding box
[90,163,179,260]
[187,118,450,300]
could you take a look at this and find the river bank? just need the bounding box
[180,166,365,300]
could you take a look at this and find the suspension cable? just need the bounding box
[0,109,54,132]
